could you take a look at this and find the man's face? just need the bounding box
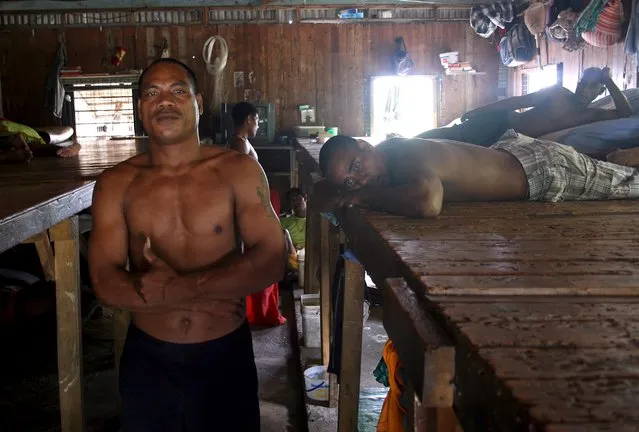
[247,114,259,138]
[575,80,604,106]
[290,193,307,216]
[326,141,388,191]
[138,63,203,145]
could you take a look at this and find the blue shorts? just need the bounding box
[119,321,259,432]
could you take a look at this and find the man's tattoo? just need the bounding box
[133,278,147,303]
[256,175,278,221]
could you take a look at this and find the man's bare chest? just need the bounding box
[123,173,234,241]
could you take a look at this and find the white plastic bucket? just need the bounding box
[304,365,329,401]
[301,294,321,348]
[298,248,305,287]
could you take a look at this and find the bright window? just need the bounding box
[522,64,560,95]
[72,86,136,138]
[370,75,437,143]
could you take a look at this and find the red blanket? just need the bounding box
[245,189,287,326]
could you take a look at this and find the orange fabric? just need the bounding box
[377,340,406,432]
[245,189,287,326]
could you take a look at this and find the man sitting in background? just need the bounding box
[281,188,307,251]
[416,67,632,147]
[229,101,259,159]
[0,118,81,164]
[314,132,639,218]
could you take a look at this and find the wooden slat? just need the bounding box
[437,301,639,322]
[389,239,639,262]
[419,274,639,296]
[478,348,639,380]
[507,378,639,424]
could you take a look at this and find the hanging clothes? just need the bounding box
[44,42,66,119]
[470,0,530,38]
[245,189,287,327]
[625,0,639,58]
[574,0,609,37]
[582,0,623,47]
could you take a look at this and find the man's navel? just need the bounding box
[179,316,192,334]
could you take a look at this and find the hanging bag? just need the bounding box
[392,37,414,76]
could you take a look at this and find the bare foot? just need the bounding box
[606,148,639,167]
[56,142,81,158]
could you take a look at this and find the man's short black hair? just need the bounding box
[232,102,259,127]
[319,135,357,175]
[286,187,303,201]
[138,58,199,93]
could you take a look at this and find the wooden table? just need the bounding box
[294,138,639,431]
[0,139,140,432]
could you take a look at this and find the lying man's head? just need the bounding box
[286,188,307,217]
[575,67,606,106]
[319,135,389,191]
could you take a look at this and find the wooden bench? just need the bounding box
[0,139,139,432]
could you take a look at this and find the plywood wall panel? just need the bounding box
[1,22,502,135]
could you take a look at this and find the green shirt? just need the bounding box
[281,216,306,250]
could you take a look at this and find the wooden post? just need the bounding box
[49,217,85,432]
[337,258,365,432]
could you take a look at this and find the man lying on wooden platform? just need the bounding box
[416,67,632,147]
[316,130,639,218]
[0,118,81,164]
[89,58,286,431]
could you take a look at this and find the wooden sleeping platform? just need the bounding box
[294,137,639,431]
[0,139,140,432]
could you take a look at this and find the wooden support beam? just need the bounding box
[50,217,85,432]
[337,258,365,432]
[320,216,341,407]
[24,232,56,281]
[382,278,455,407]
[383,278,460,432]
[303,178,322,295]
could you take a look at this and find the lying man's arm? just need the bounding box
[178,156,286,299]
[339,176,444,218]
[596,68,633,120]
[89,166,173,311]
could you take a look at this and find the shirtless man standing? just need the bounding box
[416,67,633,147]
[229,101,260,159]
[316,132,639,218]
[89,58,285,431]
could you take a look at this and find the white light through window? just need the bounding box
[370,75,437,143]
[523,65,559,95]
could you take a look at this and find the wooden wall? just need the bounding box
[511,39,637,96]
[0,22,499,136]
